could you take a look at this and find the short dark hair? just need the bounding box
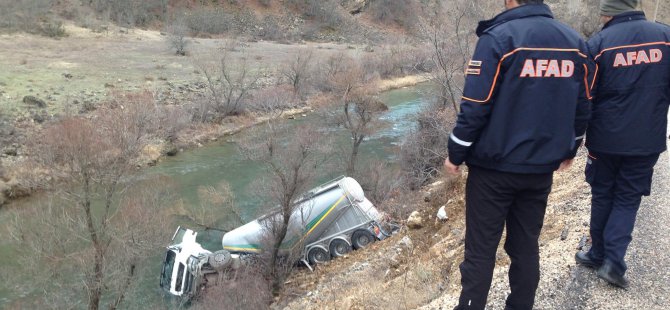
[517,0,544,4]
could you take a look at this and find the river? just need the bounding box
[0,84,432,308]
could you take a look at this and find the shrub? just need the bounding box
[368,0,422,31]
[184,7,234,35]
[166,20,189,56]
[39,20,67,38]
[400,103,456,189]
[192,267,271,310]
[287,0,348,31]
[0,0,52,33]
[88,0,168,28]
[247,85,300,114]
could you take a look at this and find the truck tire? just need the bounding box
[209,250,232,271]
[329,239,351,258]
[352,229,375,250]
[307,247,330,265]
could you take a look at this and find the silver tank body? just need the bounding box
[221,177,378,254]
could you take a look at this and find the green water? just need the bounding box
[0,84,432,308]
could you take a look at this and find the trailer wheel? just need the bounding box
[308,247,330,265]
[329,239,351,258]
[352,230,375,250]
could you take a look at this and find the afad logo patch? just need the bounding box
[466,60,482,76]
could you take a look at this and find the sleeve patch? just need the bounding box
[468,60,483,67]
[465,68,481,75]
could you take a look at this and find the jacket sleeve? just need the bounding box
[568,41,593,159]
[448,34,502,165]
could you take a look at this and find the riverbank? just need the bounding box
[0,20,433,207]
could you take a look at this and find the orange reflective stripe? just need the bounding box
[462,47,589,104]
[593,41,670,60]
[590,63,599,91]
[582,64,592,100]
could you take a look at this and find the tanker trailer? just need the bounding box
[159,176,388,299]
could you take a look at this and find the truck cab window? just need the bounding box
[160,250,176,290]
[175,263,185,293]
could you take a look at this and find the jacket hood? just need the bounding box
[476,4,554,37]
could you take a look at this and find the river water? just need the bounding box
[0,84,432,308]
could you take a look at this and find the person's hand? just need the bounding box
[444,158,461,175]
[557,159,574,172]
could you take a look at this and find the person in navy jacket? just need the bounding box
[575,0,670,289]
[444,0,591,309]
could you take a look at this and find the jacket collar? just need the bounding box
[476,4,554,37]
[603,11,646,29]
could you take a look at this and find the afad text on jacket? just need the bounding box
[586,11,670,156]
[447,4,591,174]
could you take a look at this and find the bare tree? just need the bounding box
[192,265,272,310]
[560,0,602,38]
[318,54,386,175]
[191,181,243,230]
[280,50,314,97]
[357,159,403,206]
[421,0,486,112]
[336,92,388,175]
[8,176,174,309]
[167,19,189,56]
[7,92,169,310]
[247,85,300,115]
[239,121,330,294]
[198,51,261,121]
[400,104,456,189]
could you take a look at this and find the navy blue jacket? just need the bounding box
[447,4,591,174]
[586,11,670,155]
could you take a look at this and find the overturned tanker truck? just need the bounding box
[160,176,391,299]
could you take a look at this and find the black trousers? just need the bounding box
[585,151,659,276]
[456,166,553,310]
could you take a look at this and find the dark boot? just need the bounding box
[575,251,601,268]
[597,261,629,289]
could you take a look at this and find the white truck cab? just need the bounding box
[159,177,389,300]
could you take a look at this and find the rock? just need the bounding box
[3,147,17,156]
[22,95,46,108]
[0,179,7,197]
[141,144,162,165]
[350,262,369,273]
[578,235,589,250]
[32,111,47,123]
[407,211,423,229]
[339,296,357,310]
[397,235,413,252]
[424,194,431,202]
[436,205,448,221]
[389,253,401,268]
[164,145,179,156]
[560,225,570,241]
[4,178,31,199]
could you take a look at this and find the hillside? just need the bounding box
[0,1,669,309]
